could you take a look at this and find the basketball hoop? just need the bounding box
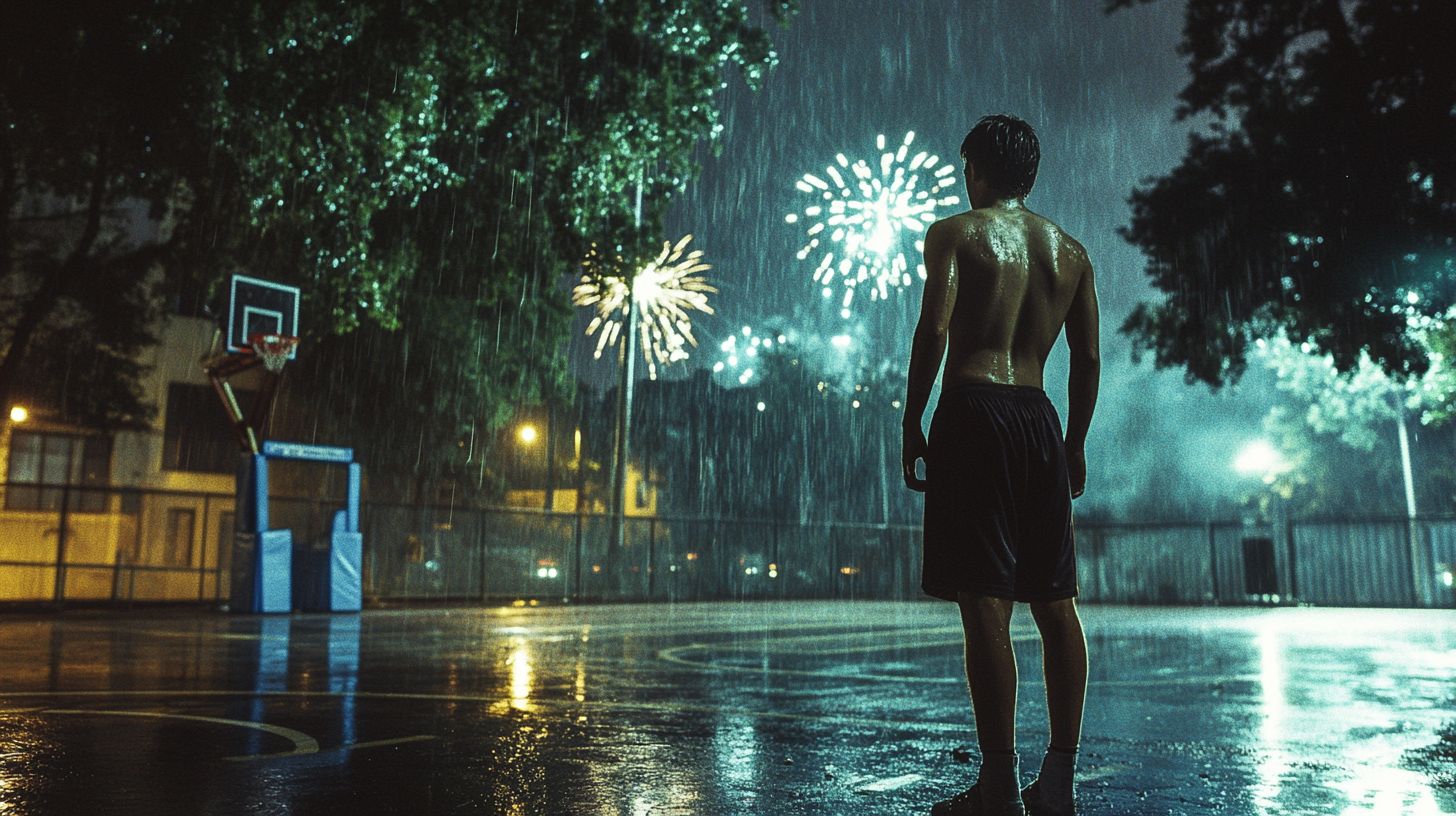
[248,333,299,373]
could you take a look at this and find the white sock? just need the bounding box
[1037,745,1077,806]
[978,750,1022,805]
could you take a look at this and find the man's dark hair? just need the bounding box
[959,114,1040,199]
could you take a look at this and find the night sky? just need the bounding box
[562,0,1288,518]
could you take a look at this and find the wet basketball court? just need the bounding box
[0,601,1452,815]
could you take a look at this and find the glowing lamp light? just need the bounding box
[1234,439,1288,481]
[518,425,538,444]
[9,406,26,423]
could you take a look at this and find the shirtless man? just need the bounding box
[901,114,1099,816]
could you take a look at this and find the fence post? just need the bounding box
[574,511,584,603]
[1207,520,1220,604]
[198,494,211,602]
[477,508,487,602]
[1285,519,1300,602]
[1408,518,1427,608]
[647,517,657,600]
[772,520,781,600]
[53,482,72,607]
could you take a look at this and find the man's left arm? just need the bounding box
[902,219,958,491]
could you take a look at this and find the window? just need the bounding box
[162,383,253,474]
[5,432,111,512]
[164,508,196,567]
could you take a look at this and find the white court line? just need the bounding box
[857,773,925,792]
[657,641,1263,688]
[1077,764,1126,783]
[7,685,1248,738]
[18,689,975,734]
[228,734,440,762]
[43,709,319,760]
[59,627,285,642]
[657,643,964,684]
[335,734,437,751]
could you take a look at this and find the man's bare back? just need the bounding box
[931,204,1094,391]
[902,193,1099,497]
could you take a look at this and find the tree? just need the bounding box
[1111,0,1456,387]
[258,0,794,491]
[2,1,793,480]
[1250,325,1456,516]
[0,2,196,428]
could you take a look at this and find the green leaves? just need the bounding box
[1115,0,1456,388]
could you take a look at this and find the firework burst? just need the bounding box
[713,325,793,386]
[788,131,961,318]
[573,235,716,380]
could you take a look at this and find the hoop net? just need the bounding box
[248,333,298,373]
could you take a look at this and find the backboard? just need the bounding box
[227,274,300,357]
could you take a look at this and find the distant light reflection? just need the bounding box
[1253,627,1288,813]
[506,637,532,711]
[1251,617,1451,814]
[575,657,587,703]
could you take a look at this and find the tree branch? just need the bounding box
[0,135,110,413]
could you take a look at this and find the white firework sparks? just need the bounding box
[713,325,792,386]
[788,131,961,319]
[573,235,716,381]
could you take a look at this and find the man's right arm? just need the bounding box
[1063,256,1099,498]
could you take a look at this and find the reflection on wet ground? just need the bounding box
[0,602,1452,814]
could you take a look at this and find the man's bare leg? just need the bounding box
[953,592,1022,809]
[1026,597,1088,811]
[958,593,1018,750]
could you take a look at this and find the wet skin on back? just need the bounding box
[901,159,1100,497]
[934,202,1092,390]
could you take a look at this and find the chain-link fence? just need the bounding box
[2,483,1453,609]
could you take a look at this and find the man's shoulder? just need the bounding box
[1024,211,1091,267]
[927,211,987,243]
[933,210,990,228]
[929,210,1090,266]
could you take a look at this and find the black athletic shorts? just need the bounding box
[921,382,1077,603]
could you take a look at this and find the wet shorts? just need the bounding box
[921,382,1077,603]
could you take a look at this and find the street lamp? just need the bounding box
[1234,439,1288,483]
[518,425,538,444]
[9,406,26,422]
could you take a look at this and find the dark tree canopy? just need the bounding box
[1111,0,1456,386]
[2,1,792,480]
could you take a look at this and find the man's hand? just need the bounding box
[1067,446,1087,499]
[902,423,929,492]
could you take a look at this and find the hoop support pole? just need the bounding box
[208,370,259,454]
[245,370,284,450]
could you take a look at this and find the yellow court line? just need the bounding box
[43,708,319,760]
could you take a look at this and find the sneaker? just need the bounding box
[1021,779,1076,816]
[930,784,1026,816]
